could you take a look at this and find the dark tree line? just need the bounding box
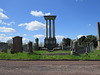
[77,35,97,48]
[62,35,97,48]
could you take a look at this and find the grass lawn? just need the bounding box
[0,49,100,60]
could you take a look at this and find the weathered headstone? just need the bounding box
[72,40,78,52]
[28,41,33,54]
[23,44,28,51]
[0,42,9,53]
[71,40,87,55]
[34,38,39,50]
[12,36,23,54]
[35,38,39,46]
[89,42,94,52]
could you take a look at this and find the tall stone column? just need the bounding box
[53,19,55,38]
[97,22,100,49]
[49,19,51,38]
[46,19,48,38]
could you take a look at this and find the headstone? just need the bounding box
[35,38,39,46]
[0,42,9,53]
[23,44,28,51]
[72,40,78,52]
[34,38,39,50]
[90,42,94,52]
[62,38,66,50]
[28,41,33,54]
[12,36,23,54]
[71,40,87,55]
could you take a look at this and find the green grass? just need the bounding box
[0,49,100,60]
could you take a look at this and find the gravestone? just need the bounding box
[12,36,23,54]
[34,38,39,50]
[62,38,66,50]
[71,40,87,55]
[23,44,28,52]
[35,38,39,46]
[0,42,9,53]
[28,41,33,54]
[90,43,94,52]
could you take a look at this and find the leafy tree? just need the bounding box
[78,36,86,46]
[85,35,97,48]
[77,35,97,48]
[65,38,71,46]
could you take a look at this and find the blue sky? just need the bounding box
[0,0,100,43]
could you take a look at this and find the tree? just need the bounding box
[77,35,97,48]
[65,38,71,46]
[85,35,97,48]
[78,36,86,46]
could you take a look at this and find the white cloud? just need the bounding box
[0,20,15,26]
[7,39,13,44]
[23,38,29,43]
[23,34,27,36]
[18,20,45,31]
[77,35,84,39]
[33,34,44,38]
[0,12,9,19]
[88,24,91,26]
[0,27,16,33]
[0,8,8,19]
[30,10,51,17]
[0,34,6,36]
[56,35,65,40]
[0,34,12,42]
[0,8,4,12]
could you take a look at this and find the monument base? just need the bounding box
[96,46,100,50]
[44,37,57,50]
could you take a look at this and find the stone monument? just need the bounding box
[97,22,100,50]
[34,38,39,50]
[28,41,33,54]
[12,36,23,53]
[44,15,57,50]
[0,42,9,53]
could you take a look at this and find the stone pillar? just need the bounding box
[98,22,100,47]
[46,19,48,38]
[97,22,100,50]
[53,19,55,38]
[49,19,51,38]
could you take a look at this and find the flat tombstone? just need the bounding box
[13,36,23,53]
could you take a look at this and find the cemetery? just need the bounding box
[0,15,100,60]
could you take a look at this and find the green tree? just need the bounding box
[77,35,97,48]
[78,36,86,46]
[65,38,71,46]
[85,35,97,48]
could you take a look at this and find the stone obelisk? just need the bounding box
[97,22,100,50]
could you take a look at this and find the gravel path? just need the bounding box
[0,60,100,75]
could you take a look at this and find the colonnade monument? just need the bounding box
[44,15,57,50]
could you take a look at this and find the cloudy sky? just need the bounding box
[0,0,99,43]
